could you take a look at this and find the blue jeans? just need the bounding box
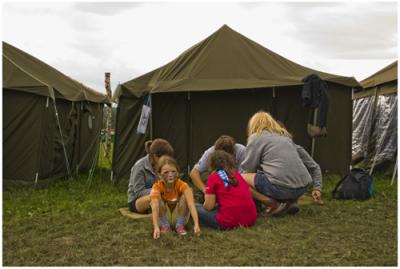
[195,203,221,229]
[254,172,307,201]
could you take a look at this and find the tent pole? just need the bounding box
[150,93,153,140]
[311,108,318,158]
[87,130,102,186]
[52,98,73,179]
[391,154,397,185]
[369,87,381,175]
[187,92,192,174]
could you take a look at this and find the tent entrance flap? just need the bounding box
[152,92,189,172]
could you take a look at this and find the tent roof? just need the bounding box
[116,25,360,98]
[3,42,109,104]
[353,61,397,99]
[360,61,397,89]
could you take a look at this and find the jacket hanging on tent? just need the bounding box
[302,74,330,129]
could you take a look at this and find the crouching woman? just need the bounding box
[195,150,257,230]
[150,156,200,239]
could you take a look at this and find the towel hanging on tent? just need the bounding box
[137,94,151,134]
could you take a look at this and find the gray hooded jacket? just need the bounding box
[241,131,313,189]
[127,155,157,203]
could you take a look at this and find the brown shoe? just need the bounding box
[285,202,300,215]
[264,200,286,217]
[276,201,300,216]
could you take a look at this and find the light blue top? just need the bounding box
[193,144,246,173]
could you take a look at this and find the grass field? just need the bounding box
[3,163,398,266]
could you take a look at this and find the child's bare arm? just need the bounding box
[183,188,201,234]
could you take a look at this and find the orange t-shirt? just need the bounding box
[150,179,190,206]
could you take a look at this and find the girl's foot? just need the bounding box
[160,224,171,233]
[175,225,187,235]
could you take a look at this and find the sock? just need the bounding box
[175,216,185,228]
[160,216,169,227]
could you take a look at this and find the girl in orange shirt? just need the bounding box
[150,156,200,239]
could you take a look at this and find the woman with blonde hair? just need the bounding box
[241,111,317,216]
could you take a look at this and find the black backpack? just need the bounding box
[332,168,373,200]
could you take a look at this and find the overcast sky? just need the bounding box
[2,1,398,94]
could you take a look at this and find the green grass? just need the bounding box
[3,168,397,266]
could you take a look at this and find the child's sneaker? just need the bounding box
[175,225,187,235]
[160,224,170,233]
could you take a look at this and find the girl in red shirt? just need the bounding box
[195,150,257,229]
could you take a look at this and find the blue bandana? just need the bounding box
[216,169,230,188]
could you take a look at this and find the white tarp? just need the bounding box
[352,93,397,166]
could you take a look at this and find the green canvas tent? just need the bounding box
[352,61,397,176]
[3,42,110,186]
[112,25,360,182]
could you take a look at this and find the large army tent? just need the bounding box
[352,61,397,175]
[112,25,360,182]
[3,42,110,186]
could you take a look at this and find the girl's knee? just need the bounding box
[179,193,186,203]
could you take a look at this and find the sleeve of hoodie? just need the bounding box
[128,163,152,200]
[296,145,322,191]
[240,135,262,173]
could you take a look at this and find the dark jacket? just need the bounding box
[302,74,329,128]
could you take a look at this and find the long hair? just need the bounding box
[208,150,238,187]
[247,111,292,138]
[214,135,236,156]
[156,155,180,174]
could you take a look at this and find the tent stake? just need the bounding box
[391,154,397,185]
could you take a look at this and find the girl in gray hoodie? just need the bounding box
[127,139,174,213]
[241,111,322,216]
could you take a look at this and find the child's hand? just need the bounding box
[312,190,324,205]
[153,227,160,239]
[193,225,201,236]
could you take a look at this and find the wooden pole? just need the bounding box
[311,108,318,158]
[104,72,112,159]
